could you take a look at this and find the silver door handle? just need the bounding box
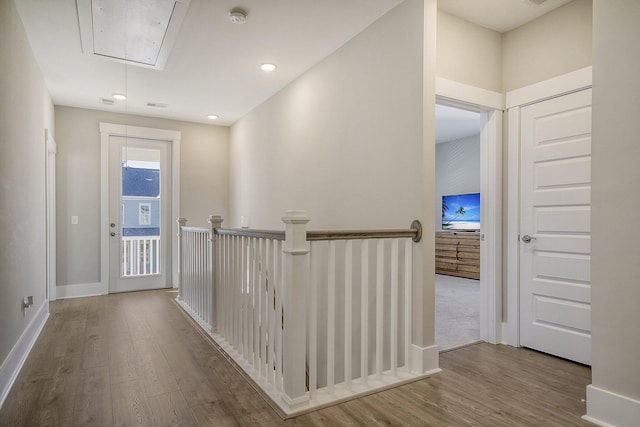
[110,232,119,237]
[521,234,536,243]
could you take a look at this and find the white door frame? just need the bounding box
[45,129,57,301]
[505,66,592,346]
[100,123,181,294]
[436,77,504,344]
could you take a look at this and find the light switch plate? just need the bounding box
[71,215,79,225]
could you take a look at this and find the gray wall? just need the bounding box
[435,135,481,231]
[591,0,640,405]
[0,0,55,366]
[55,107,229,287]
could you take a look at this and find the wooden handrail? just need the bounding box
[210,220,422,243]
[307,220,422,242]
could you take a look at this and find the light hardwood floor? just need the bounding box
[0,290,593,426]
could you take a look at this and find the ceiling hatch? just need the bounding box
[77,0,191,70]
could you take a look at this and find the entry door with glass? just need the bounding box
[109,136,172,292]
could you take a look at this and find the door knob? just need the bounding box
[110,231,119,237]
[521,234,536,243]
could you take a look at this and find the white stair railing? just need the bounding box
[176,212,424,416]
[176,217,218,333]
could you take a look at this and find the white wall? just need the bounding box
[0,0,54,371]
[502,0,592,92]
[588,0,640,424]
[54,106,229,288]
[437,11,502,93]
[229,0,424,231]
[435,135,480,231]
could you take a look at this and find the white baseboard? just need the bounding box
[584,384,640,427]
[56,282,107,299]
[0,300,49,410]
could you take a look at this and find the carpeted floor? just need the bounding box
[435,274,480,351]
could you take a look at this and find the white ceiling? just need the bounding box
[435,104,480,144]
[438,0,573,33]
[15,0,573,126]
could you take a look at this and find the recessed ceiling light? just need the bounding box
[112,93,127,100]
[207,115,219,120]
[260,63,276,72]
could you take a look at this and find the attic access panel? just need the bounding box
[77,0,190,69]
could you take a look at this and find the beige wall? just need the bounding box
[437,11,502,93]
[502,0,592,92]
[55,107,229,287]
[0,0,54,365]
[590,0,640,406]
[230,0,424,230]
[230,0,436,353]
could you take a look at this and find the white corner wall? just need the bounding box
[435,135,481,231]
[587,1,640,426]
[0,0,54,407]
[54,107,229,291]
[229,0,425,231]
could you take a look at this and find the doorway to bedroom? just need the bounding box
[435,103,481,351]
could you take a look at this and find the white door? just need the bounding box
[519,88,592,365]
[109,136,172,292]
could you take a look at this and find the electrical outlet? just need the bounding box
[23,296,34,309]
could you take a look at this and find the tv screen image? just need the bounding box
[442,192,480,231]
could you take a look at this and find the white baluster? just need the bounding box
[376,239,384,379]
[327,240,336,394]
[361,240,369,386]
[176,218,187,301]
[275,239,284,391]
[344,239,353,390]
[242,236,249,360]
[268,239,276,384]
[309,242,318,399]
[260,238,268,377]
[391,239,399,376]
[404,239,412,371]
[252,237,259,369]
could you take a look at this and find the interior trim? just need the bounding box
[0,301,49,410]
[99,123,181,293]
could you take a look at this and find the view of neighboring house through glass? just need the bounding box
[121,150,161,276]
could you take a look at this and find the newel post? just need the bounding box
[176,218,187,302]
[281,210,310,410]
[208,215,223,331]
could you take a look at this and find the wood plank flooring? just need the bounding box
[0,290,594,426]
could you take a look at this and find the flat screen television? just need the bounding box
[442,192,480,231]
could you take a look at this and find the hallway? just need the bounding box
[0,290,592,426]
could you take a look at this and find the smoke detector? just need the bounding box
[229,8,247,24]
